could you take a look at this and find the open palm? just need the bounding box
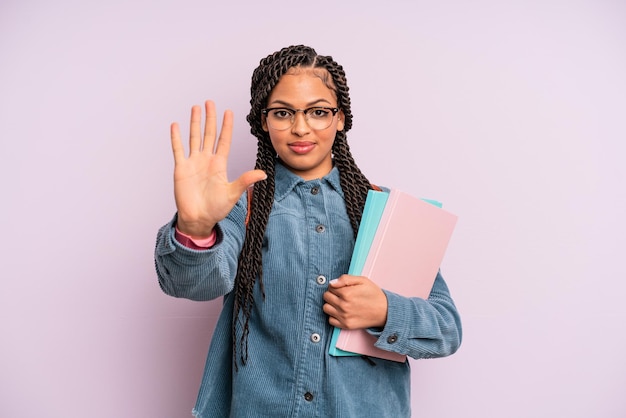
[171,100,266,238]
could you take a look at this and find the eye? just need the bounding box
[272,109,293,119]
[308,107,331,119]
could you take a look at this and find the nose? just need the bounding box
[290,111,311,136]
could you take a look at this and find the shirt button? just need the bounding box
[315,224,326,233]
[387,334,398,344]
[304,392,314,402]
[310,333,321,343]
[316,275,327,285]
[311,187,320,195]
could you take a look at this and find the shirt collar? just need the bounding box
[274,161,344,201]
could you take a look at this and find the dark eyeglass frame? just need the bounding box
[261,106,340,130]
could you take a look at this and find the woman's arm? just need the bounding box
[154,194,248,301]
[371,271,462,359]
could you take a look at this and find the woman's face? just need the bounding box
[262,68,344,181]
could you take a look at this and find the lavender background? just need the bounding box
[1,0,625,417]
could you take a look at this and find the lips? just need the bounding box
[288,141,316,154]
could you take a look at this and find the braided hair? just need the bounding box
[232,45,373,369]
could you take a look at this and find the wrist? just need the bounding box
[175,218,215,239]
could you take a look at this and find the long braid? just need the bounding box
[315,54,372,236]
[332,132,372,237]
[231,138,275,370]
[232,45,373,368]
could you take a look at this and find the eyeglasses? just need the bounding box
[261,106,340,131]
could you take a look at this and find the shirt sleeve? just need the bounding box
[175,227,217,249]
[154,194,248,301]
[368,270,462,360]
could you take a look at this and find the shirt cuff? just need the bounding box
[174,226,217,250]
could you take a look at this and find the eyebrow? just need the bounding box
[266,99,333,108]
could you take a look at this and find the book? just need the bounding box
[328,190,390,358]
[329,188,457,362]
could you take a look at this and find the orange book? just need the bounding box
[334,188,458,362]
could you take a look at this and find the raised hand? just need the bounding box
[170,100,266,238]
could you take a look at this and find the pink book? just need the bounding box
[335,188,458,362]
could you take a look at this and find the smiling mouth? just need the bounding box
[288,142,316,154]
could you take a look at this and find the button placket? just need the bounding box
[297,181,328,409]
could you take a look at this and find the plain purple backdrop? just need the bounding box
[1,0,625,417]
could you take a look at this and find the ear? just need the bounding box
[337,109,345,132]
[261,114,269,132]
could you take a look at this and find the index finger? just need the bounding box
[214,109,234,157]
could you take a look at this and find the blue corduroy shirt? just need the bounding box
[155,163,462,418]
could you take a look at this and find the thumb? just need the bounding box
[329,274,362,288]
[233,169,267,193]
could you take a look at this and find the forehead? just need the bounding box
[267,67,337,106]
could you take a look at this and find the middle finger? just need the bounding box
[202,100,217,153]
